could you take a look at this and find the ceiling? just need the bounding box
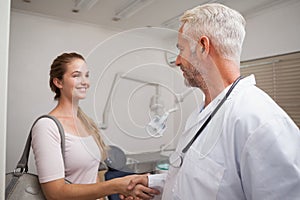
[11,0,290,31]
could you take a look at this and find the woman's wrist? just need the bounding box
[109,177,126,194]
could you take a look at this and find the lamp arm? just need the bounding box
[175,88,195,103]
[99,73,121,129]
[99,73,159,129]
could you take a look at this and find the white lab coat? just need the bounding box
[149,75,300,200]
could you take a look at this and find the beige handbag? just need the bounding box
[5,115,67,200]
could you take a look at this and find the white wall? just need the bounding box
[0,0,10,198]
[241,0,300,61]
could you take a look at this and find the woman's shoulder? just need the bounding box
[32,116,60,137]
[34,115,59,126]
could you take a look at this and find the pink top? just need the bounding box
[31,118,101,184]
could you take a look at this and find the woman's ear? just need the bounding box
[53,78,63,89]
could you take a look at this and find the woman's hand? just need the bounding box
[117,174,160,200]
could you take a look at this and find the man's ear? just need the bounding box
[53,78,63,89]
[196,36,210,57]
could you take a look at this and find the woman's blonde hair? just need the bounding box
[49,52,107,159]
[78,107,107,159]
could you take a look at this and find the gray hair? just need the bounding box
[180,3,246,63]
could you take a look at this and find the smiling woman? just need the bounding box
[29,52,159,200]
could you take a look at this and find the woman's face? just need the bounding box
[60,58,90,101]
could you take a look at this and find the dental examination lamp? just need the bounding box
[145,107,178,138]
[145,87,194,137]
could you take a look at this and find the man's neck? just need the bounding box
[202,72,240,107]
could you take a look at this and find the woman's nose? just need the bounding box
[80,76,89,85]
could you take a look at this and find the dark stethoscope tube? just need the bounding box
[169,76,243,168]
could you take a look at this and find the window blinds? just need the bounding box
[240,51,300,128]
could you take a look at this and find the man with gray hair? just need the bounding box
[124,3,300,200]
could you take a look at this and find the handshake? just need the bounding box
[115,174,162,200]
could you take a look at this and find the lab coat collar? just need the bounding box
[228,74,256,99]
[183,75,256,134]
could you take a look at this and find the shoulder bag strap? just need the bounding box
[16,115,66,173]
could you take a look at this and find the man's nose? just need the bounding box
[175,54,182,67]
